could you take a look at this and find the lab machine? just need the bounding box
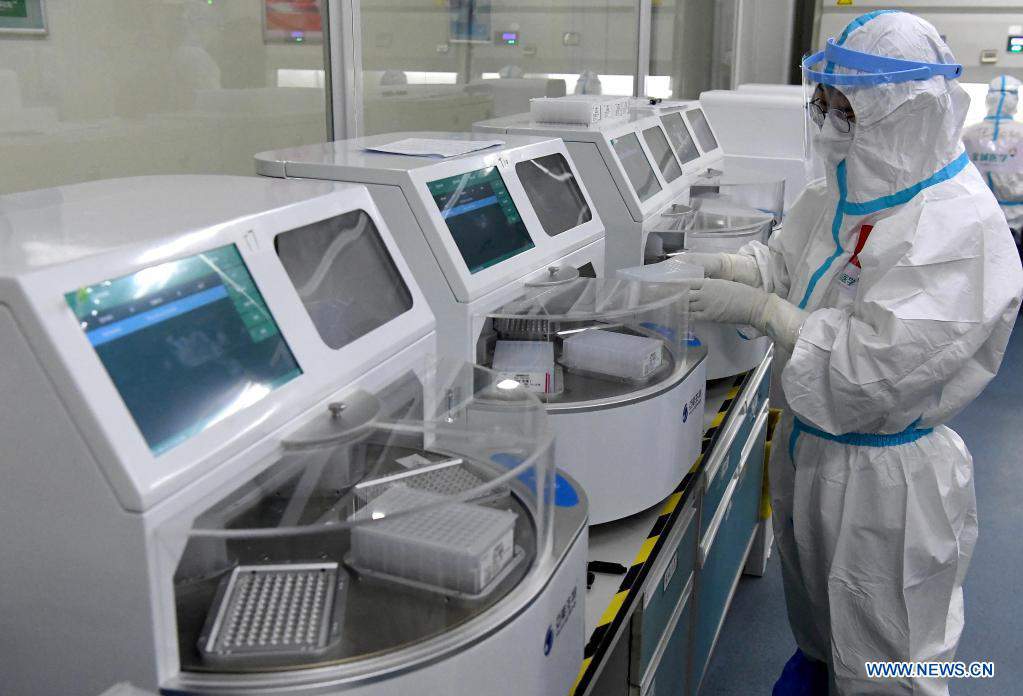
[0,175,587,696]
[478,277,704,523]
[476,103,779,379]
[475,105,724,272]
[255,132,607,362]
[255,134,707,524]
[699,87,818,209]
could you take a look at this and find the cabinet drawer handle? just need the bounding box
[734,403,770,481]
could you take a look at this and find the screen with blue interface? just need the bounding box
[65,245,301,455]
[427,166,535,273]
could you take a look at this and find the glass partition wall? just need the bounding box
[351,0,781,136]
[0,0,793,193]
[358,0,640,135]
[0,0,329,194]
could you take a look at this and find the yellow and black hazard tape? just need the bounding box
[570,370,749,696]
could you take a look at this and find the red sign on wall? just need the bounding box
[264,0,323,44]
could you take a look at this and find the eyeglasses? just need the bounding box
[807,99,854,134]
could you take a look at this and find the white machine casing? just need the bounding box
[0,175,586,696]
[474,109,719,273]
[480,278,706,524]
[476,107,771,379]
[699,87,820,210]
[255,132,607,363]
[256,134,706,524]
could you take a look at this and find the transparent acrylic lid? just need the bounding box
[652,198,773,257]
[173,358,554,673]
[690,169,786,224]
[480,278,690,407]
[274,209,413,351]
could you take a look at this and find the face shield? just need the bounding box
[801,38,963,173]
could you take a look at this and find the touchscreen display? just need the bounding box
[66,245,301,454]
[642,126,683,182]
[428,167,535,273]
[661,112,701,164]
[611,133,662,202]
[687,108,719,153]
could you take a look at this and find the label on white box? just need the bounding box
[480,528,515,588]
[497,370,552,394]
[642,349,662,377]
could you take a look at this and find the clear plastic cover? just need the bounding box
[478,278,689,405]
[650,198,773,259]
[642,125,683,183]
[690,170,786,224]
[611,132,662,202]
[515,153,593,237]
[660,112,701,165]
[173,358,554,673]
[275,210,413,350]
[686,107,719,153]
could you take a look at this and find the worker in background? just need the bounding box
[680,11,1023,695]
[963,75,1023,248]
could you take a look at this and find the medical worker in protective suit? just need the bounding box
[962,75,1023,243]
[682,11,1023,695]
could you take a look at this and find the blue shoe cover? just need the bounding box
[772,649,829,696]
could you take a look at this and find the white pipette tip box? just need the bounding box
[561,329,664,382]
[529,95,631,125]
[349,485,518,596]
[492,339,556,394]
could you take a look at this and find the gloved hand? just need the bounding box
[674,251,762,287]
[689,278,807,353]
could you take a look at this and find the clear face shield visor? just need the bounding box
[800,38,963,174]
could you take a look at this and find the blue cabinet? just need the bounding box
[638,580,693,696]
[630,499,698,685]
[692,400,770,692]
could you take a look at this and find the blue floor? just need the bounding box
[701,325,1023,695]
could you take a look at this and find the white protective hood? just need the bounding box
[822,12,971,204]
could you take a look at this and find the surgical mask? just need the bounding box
[813,116,855,168]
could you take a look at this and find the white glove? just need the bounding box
[674,251,762,287]
[689,278,807,353]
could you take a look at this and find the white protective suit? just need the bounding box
[735,12,1023,695]
[962,76,1023,233]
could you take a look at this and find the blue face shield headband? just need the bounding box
[802,38,963,86]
